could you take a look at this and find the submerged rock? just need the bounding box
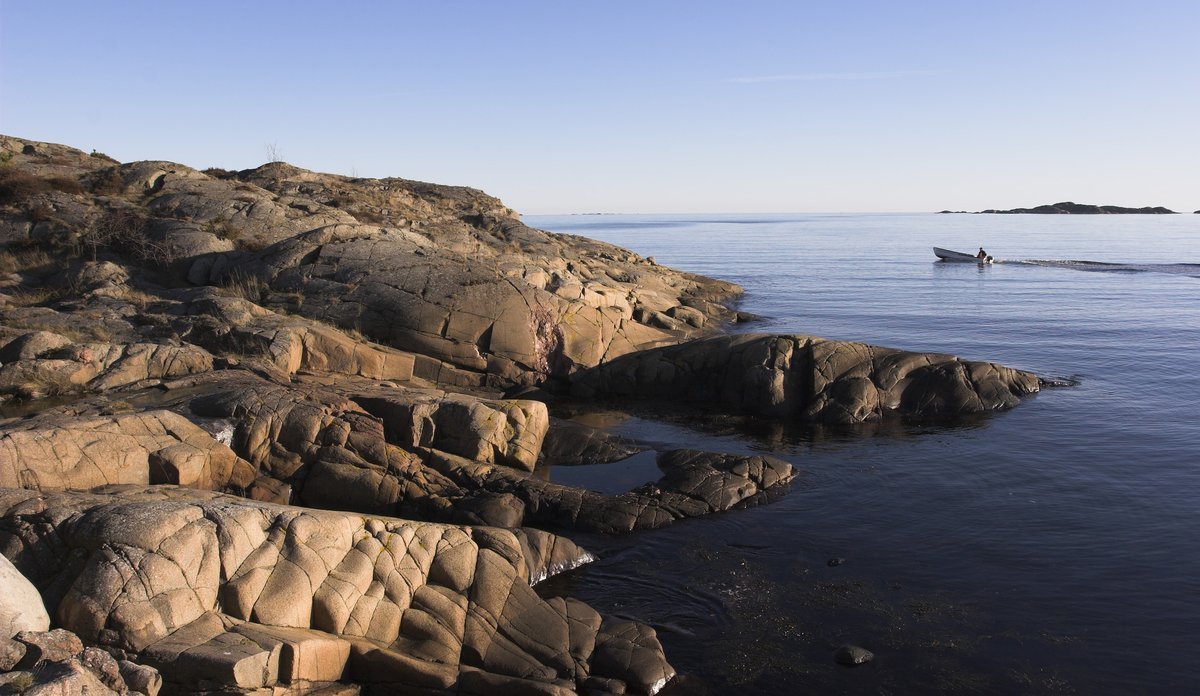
[834,644,874,666]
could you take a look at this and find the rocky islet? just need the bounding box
[0,135,1044,694]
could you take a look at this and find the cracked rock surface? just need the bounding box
[0,486,670,695]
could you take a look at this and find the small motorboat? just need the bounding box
[933,247,993,264]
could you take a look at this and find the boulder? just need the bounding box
[834,644,874,666]
[189,218,738,385]
[0,331,72,363]
[0,554,50,637]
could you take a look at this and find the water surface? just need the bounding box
[527,213,1200,695]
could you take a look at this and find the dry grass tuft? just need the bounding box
[234,236,272,252]
[3,316,114,343]
[114,286,159,310]
[3,287,64,307]
[17,368,81,399]
[0,247,55,274]
[218,270,268,304]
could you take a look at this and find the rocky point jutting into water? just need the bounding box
[0,135,1043,694]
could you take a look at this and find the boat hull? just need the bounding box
[934,247,993,264]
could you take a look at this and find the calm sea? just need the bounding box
[525,213,1200,695]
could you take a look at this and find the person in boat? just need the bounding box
[976,247,988,259]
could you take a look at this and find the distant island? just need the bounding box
[940,202,1177,214]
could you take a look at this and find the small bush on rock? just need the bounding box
[81,209,176,264]
[88,167,125,196]
[46,175,84,195]
[89,150,119,163]
[203,167,238,180]
[0,169,52,205]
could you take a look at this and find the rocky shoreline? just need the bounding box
[0,135,1043,695]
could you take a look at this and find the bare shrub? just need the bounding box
[202,167,238,180]
[351,208,388,224]
[89,150,119,163]
[3,315,105,342]
[114,285,158,310]
[88,167,126,195]
[16,368,81,399]
[0,169,52,205]
[82,209,176,264]
[28,203,56,224]
[46,175,84,195]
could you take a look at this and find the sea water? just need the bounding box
[525,213,1200,695]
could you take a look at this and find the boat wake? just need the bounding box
[1010,259,1200,278]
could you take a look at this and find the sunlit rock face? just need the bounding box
[0,486,674,695]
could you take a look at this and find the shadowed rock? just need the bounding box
[540,417,644,467]
[0,627,161,696]
[427,448,795,534]
[571,333,1040,424]
[180,373,792,533]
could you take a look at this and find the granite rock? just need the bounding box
[0,486,671,694]
[572,333,1040,424]
[0,554,50,637]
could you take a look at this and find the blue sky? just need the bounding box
[2,1,1197,213]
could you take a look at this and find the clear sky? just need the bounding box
[2,1,1197,214]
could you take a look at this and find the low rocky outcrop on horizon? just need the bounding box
[0,134,1046,694]
[940,201,1177,214]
